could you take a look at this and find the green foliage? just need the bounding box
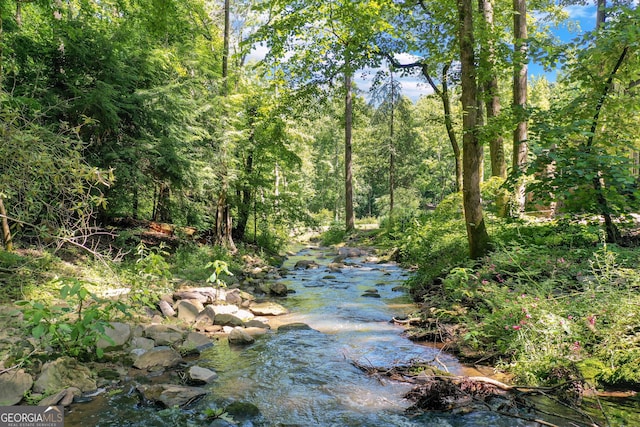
[205,260,233,288]
[320,222,347,246]
[127,243,173,308]
[17,278,129,360]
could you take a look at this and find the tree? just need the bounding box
[458,0,490,258]
[512,0,528,214]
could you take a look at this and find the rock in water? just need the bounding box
[137,384,208,408]
[132,346,182,369]
[228,328,255,345]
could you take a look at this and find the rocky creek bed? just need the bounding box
[1,245,633,426]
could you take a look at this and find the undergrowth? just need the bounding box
[375,191,640,389]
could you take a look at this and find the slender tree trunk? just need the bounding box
[222,0,230,95]
[458,0,490,259]
[344,70,355,232]
[512,0,528,214]
[389,71,395,215]
[0,198,13,251]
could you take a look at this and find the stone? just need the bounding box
[176,300,200,324]
[244,319,270,329]
[233,309,255,321]
[38,387,80,407]
[173,291,208,304]
[225,289,243,306]
[210,304,239,315]
[144,324,184,346]
[0,369,33,405]
[249,301,288,316]
[96,322,131,351]
[204,325,223,333]
[187,366,218,384]
[277,323,312,332]
[182,332,214,353]
[338,247,367,258]
[243,327,268,337]
[294,259,319,269]
[268,283,288,297]
[132,346,182,370]
[137,384,208,408]
[228,328,255,345]
[214,313,244,327]
[130,336,156,351]
[34,357,96,394]
[158,300,176,317]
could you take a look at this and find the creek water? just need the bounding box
[64,246,638,426]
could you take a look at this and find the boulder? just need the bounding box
[267,283,288,297]
[244,319,270,329]
[233,309,255,321]
[225,289,243,306]
[0,369,33,405]
[144,324,184,346]
[96,322,132,351]
[278,323,312,332]
[132,346,182,370]
[34,357,96,393]
[293,260,319,269]
[137,384,208,408]
[176,300,200,324]
[214,313,244,327]
[228,328,255,345]
[130,336,156,351]
[187,366,218,384]
[38,387,80,407]
[182,332,214,353]
[210,304,239,315]
[249,301,288,316]
[158,300,176,317]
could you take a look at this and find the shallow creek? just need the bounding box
[64,246,638,426]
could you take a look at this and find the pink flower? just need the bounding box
[568,315,574,320]
[512,325,521,330]
[482,280,489,285]
[571,341,581,352]
[525,313,532,319]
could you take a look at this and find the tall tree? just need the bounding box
[512,0,528,214]
[458,0,490,258]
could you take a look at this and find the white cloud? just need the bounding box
[564,4,596,20]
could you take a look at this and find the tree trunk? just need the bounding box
[389,70,395,215]
[0,197,13,251]
[344,70,355,232]
[479,0,506,179]
[512,0,528,215]
[222,0,230,95]
[458,0,490,259]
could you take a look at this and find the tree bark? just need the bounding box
[512,0,528,214]
[458,0,490,259]
[344,70,355,232]
[0,198,13,251]
[479,0,506,179]
[389,70,395,215]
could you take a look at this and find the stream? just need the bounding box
[65,246,639,426]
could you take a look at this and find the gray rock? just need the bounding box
[214,313,244,327]
[38,387,80,407]
[130,336,156,351]
[211,304,239,315]
[244,327,268,337]
[225,289,243,305]
[244,319,270,329]
[132,346,182,369]
[34,357,96,394]
[188,366,218,384]
[228,328,255,345]
[137,383,208,408]
[294,260,319,269]
[158,300,176,317]
[144,324,184,346]
[0,369,33,405]
[182,332,214,353]
[234,309,255,321]
[268,283,288,297]
[277,323,312,332]
[176,300,200,324]
[249,302,288,316]
[96,322,131,351]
